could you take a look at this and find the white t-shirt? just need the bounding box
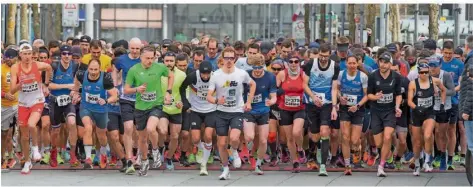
[235,57,253,71]
[208,68,252,113]
[337,70,368,88]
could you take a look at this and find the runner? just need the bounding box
[48,45,80,168]
[1,49,19,172]
[242,54,277,175]
[302,44,340,176]
[367,52,403,177]
[71,59,117,169]
[276,51,310,173]
[336,54,368,175]
[123,46,173,176]
[207,47,256,180]
[408,62,447,175]
[112,38,142,174]
[159,52,187,170]
[9,43,53,174]
[106,83,126,172]
[180,60,216,176]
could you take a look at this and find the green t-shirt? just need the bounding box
[162,68,187,114]
[126,63,169,110]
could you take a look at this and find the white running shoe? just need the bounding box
[199,163,208,176]
[219,166,230,180]
[232,150,242,168]
[135,152,142,166]
[152,149,162,168]
[413,166,420,176]
[20,161,32,175]
[377,165,386,177]
[32,147,42,162]
[423,162,433,172]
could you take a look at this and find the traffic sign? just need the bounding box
[62,4,79,27]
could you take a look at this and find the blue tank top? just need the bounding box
[80,72,106,113]
[340,71,364,106]
[107,85,121,114]
[51,64,74,96]
[305,59,335,105]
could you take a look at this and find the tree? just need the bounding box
[366,4,378,47]
[348,4,356,44]
[6,4,17,45]
[319,4,326,40]
[20,4,28,41]
[389,4,401,42]
[304,4,310,45]
[429,4,440,40]
[32,4,40,39]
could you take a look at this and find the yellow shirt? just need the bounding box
[1,63,18,107]
[81,54,112,72]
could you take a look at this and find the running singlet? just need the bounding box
[81,71,107,113]
[367,70,402,111]
[51,62,76,106]
[339,70,365,106]
[245,70,277,115]
[107,85,121,114]
[303,58,338,104]
[1,63,18,107]
[162,68,186,115]
[186,70,216,113]
[413,77,435,111]
[434,70,452,111]
[18,62,45,107]
[441,58,464,104]
[115,54,140,101]
[208,68,252,113]
[278,69,305,111]
[126,63,169,110]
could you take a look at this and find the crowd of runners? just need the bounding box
[1,34,473,180]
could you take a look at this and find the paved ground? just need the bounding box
[1,170,470,186]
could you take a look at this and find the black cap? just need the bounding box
[276,37,284,44]
[162,39,172,46]
[199,60,213,73]
[260,41,274,54]
[454,47,463,55]
[378,52,393,63]
[423,39,437,50]
[3,48,18,59]
[254,38,262,43]
[80,35,91,43]
[337,43,349,52]
[60,45,72,52]
[112,39,129,49]
[386,43,398,53]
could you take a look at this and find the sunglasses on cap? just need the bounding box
[164,52,176,57]
[252,65,264,70]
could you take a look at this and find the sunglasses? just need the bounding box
[271,67,282,71]
[288,60,299,64]
[419,71,429,75]
[223,57,235,61]
[62,52,72,56]
[253,65,264,70]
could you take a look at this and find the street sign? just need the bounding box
[62,4,79,27]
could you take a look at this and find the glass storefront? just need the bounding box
[99,4,163,42]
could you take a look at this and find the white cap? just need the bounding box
[19,43,33,53]
[191,38,200,45]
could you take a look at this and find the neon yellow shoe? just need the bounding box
[57,152,64,164]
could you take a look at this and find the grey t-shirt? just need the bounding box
[208,68,252,113]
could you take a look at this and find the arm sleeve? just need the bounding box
[394,72,402,96]
[180,72,197,109]
[367,72,376,94]
[242,70,252,84]
[208,73,217,91]
[114,58,122,71]
[103,73,114,90]
[332,64,340,81]
[443,73,456,96]
[302,59,313,76]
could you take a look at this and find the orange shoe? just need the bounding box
[1,160,7,169]
[353,154,361,165]
[363,152,369,163]
[344,166,352,175]
[7,158,16,169]
[306,160,319,170]
[99,154,107,169]
[367,155,376,167]
[109,155,117,167]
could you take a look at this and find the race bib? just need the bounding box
[284,95,301,107]
[418,97,433,107]
[198,90,208,100]
[56,95,71,107]
[377,93,393,104]
[252,94,263,103]
[165,96,175,106]
[22,81,39,93]
[141,92,156,102]
[344,94,358,106]
[85,92,100,104]
[434,96,441,106]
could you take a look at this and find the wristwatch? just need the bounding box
[167,89,172,94]
[356,104,360,109]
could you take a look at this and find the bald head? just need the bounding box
[129,37,142,58]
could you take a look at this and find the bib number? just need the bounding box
[141,92,156,102]
[345,94,358,106]
[377,93,393,104]
[252,94,263,103]
[224,89,237,107]
[418,97,433,107]
[165,96,175,106]
[85,92,100,104]
[22,81,39,93]
[284,95,301,107]
[56,95,71,107]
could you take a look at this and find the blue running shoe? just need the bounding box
[93,154,100,166]
[404,152,414,163]
[166,158,174,170]
[439,156,447,171]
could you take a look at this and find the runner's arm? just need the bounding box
[455,76,461,92]
[434,78,447,105]
[302,72,316,99]
[395,74,402,109]
[124,67,137,95]
[180,73,195,109]
[9,64,20,95]
[443,73,456,96]
[407,81,416,109]
[106,88,119,104]
[112,64,121,87]
[331,79,338,105]
[207,74,217,104]
[37,61,53,85]
[166,68,174,91]
[367,73,377,101]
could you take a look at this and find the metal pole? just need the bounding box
[380,4,386,46]
[28,5,32,42]
[16,5,20,44]
[268,4,271,40]
[278,4,283,37]
[341,4,345,36]
[454,4,460,47]
[237,5,242,40]
[360,5,365,45]
[468,4,471,34]
[328,4,333,45]
[384,4,389,45]
[263,5,266,40]
[414,4,419,41]
[313,5,317,40]
[85,4,94,38]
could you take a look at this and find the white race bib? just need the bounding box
[56,95,71,107]
[284,95,301,107]
[377,93,393,104]
[345,94,358,106]
[252,94,263,103]
[418,97,433,107]
[22,81,39,93]
[141,92,156,102]
[85,92,100,104]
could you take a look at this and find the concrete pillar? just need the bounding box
[237,4,242,40]
[85,4,94,38]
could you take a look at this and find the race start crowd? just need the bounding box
[1,34,473,180]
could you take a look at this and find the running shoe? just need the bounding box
[269,155,279,167]
[439,156,447,171]
[207,154,214,164]
[232,150,242,168]
[307,158,319,170]
[281,149,290,163]
[413,166,421,176]
[432,156,441,168]
[423,162,433,172]
[32,147,42,162]
[92,154,99,166]
[460,157,466,167]
[99,154,107,169]
[180,154,190,167]
[187,153,196,165]
[20,161,32,175]
[367,154,376,167]
[292,162,300,173]
[40,152,50,165]
[394,160,402,170]
[353,154,361,165]
[70,156,81,168]
[62,150,70,162]
[83,158,93,169]
[152,149,162,168]
[200,162,208,176]
[219,166,230,180]
[298,150,307,164]
[250,157,256,170]
[335,156,345,168]
[57,152,65,165]
[213,150,220,161]
[363,151,369,163]
[196,149,203,164]
[125,160,135,175]
[1,160,7,170]
[447,160,455,170]
[318,164,328,176]
[255,164,264,175]
[50,149,58,168]
[453,154,460,162]
[344,165,352,176]
[138,159,149,176]
[109,155,117,167]
[239,147,250,164]
[377,165,386,177]
[384,162,395,169]
[166,158,174,170]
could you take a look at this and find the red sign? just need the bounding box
[64,4,76,9]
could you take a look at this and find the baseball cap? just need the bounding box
[309,42,320,49]
[19,43,33,53]
[271,58,285,66]
[337,43,349,52]
[60,45,72,52]
[191,38,200,45]
[80,35,91,43]
[162,39,172,47]
[454,47,463,55]
[423,39,437,50]
[417,63,430,70]
[3,48,18,59]
[276,37,284,44]
[378,52,393,63]
[386,43,398,53]
[71,46,82,57]
[260,41,274,54]
[254,38,262,43]
[428,58,441,67]
[19,39,29,46]
[199,60,213,73]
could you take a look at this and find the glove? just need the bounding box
[440,104,445,113]
[276,87,285,96]
[414,106,426,115]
